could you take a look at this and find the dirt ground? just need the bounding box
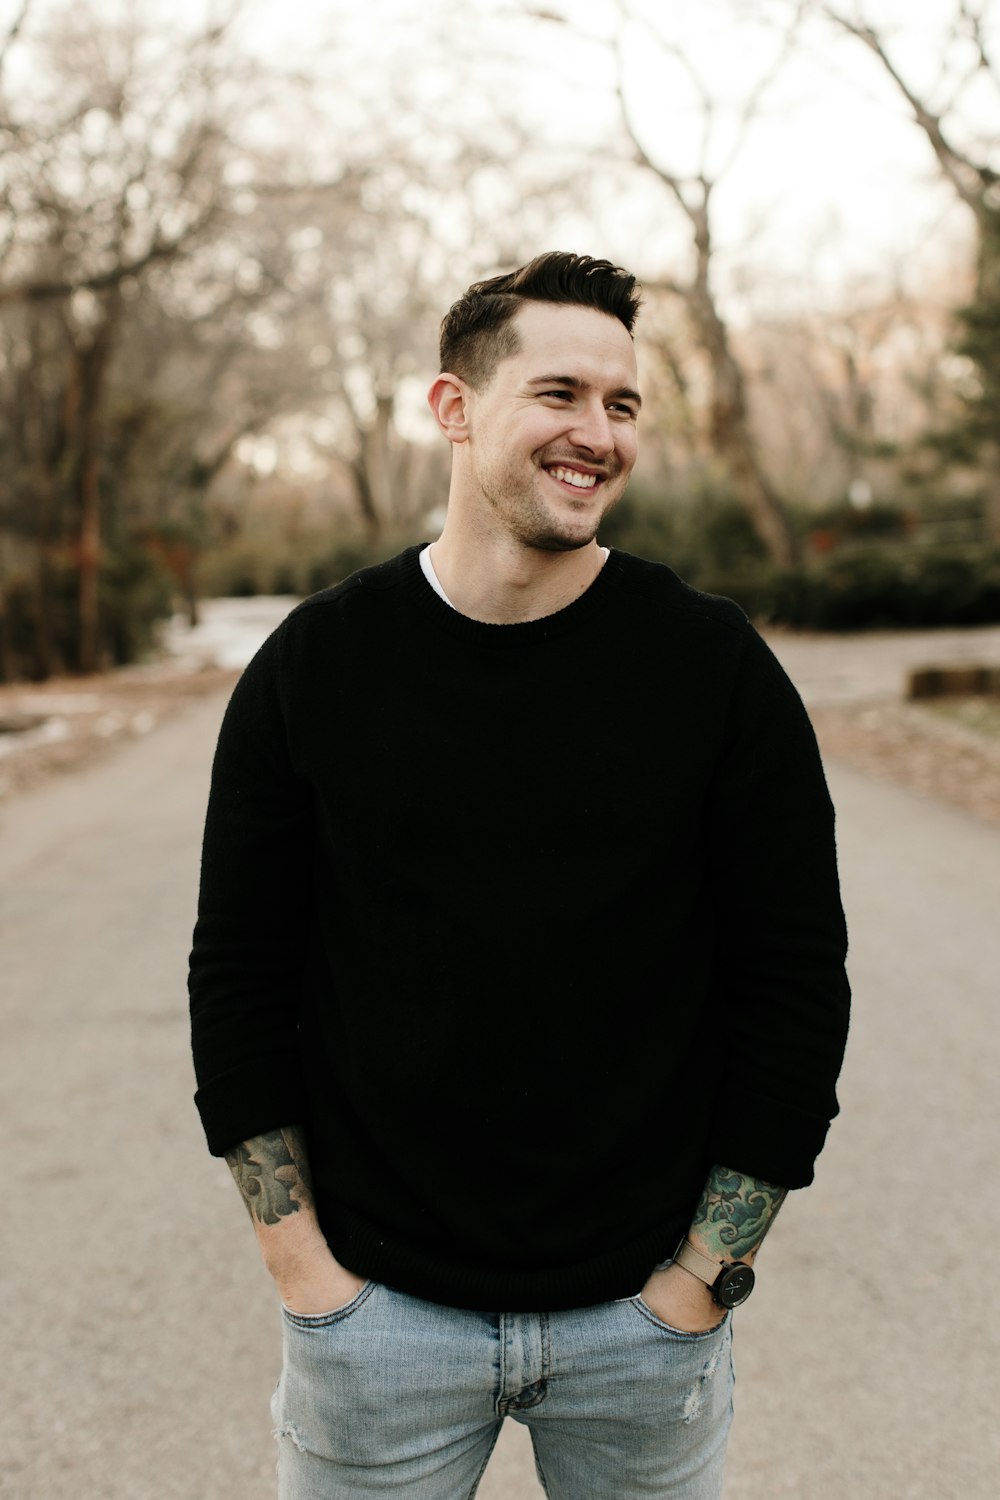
[2,635,1000,827]
[0,662,240,799]
[808,695,1000,826]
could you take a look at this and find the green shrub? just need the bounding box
[599,483,1000,629]
[100,539,175,664]
[196,531,409,601]
[304,537,401,595]
[599,480,768,578]
[798,501,914,545]
[2,538,175,679]
[693,546,1000,630]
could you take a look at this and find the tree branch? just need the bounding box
[959,0,997,80]
[609,25,697,223]
[822,4,989,209]
[0,204,218,308]
[0,0,31,81]
[715,0,808,181]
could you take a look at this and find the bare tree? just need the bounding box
[0,0,31,79]
[0,1,437,674]
[524,1,802,565]
[817,0,1000,537]
[0,2,259,671]
[743,281,961,508]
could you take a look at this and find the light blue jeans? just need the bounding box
[271,1279,734,1498]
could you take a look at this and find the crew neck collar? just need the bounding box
[397,544,625,647]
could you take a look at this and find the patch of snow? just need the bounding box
[159,597,299,670]
[0,717,70,758]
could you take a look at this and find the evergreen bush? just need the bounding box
[600,485,1000,630]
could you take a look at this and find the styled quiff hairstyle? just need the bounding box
[439,251,641,389]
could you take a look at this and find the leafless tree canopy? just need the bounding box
[0,0,997,678]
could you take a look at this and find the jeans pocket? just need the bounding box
[280,1279,377,1329]
[630,1294,730,1340]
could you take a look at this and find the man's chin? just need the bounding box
[527,509,604,553]
[530,532,595,553]
[530,484,624,553]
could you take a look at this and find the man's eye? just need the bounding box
[543,390,573,400]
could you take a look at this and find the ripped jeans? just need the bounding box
[271,1279,734,1499]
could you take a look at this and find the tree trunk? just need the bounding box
[973,217,1000,543]
[69,294,120,673]
[77,452,101,673]
[688,206,799,567]
[353,393,395,537]
[0,585,15,683]
[348,395,398,539]
[33,537,57,680]
[348,458,382,538]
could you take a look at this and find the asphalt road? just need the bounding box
[3,683,998,1499]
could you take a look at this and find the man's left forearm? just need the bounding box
[641,1163,787,1332]
[686,1163,787,1265]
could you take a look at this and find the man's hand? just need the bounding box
[225,1125,367,1316]
[273,1243,367,1316]
[639,1261,727,1333]
[642,1161,788,1330]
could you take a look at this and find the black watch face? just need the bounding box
[714,1263,755,1308]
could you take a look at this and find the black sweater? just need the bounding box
[189,546,850,1311]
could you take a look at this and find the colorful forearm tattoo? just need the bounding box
[689,1164,788,1261]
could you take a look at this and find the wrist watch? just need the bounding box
[673,1238,755,1309]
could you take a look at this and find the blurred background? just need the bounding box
[2,0,1000,680]
[4,4,1000,1498]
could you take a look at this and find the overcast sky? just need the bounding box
[229,0,995,310]
[6,0,997,313]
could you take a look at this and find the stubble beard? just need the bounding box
[478,455,626,554]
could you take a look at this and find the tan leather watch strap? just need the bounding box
[673,1238,725,1286]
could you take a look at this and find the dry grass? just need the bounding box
[811,697,1000,828]
[0,664,239,799]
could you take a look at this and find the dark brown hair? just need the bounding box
[439,251,641,388]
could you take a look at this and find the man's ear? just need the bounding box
[428,373,472,443]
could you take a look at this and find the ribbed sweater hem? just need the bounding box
[323,1204,692,1312]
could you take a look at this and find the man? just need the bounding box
[189,251,850,1498]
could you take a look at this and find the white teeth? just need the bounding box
[549,466,597,489]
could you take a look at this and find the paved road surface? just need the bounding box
[3,683,998,1499]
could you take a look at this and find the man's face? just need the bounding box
[461,301,641,552]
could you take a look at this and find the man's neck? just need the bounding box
[428,529,607,625]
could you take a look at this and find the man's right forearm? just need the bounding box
[225,1126,365,1313]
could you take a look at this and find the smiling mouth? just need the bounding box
[545,465,602,491]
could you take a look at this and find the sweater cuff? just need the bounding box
[194,1053,307,1157]
[706,1090,836,1190]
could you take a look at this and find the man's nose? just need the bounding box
[568,399,614,458]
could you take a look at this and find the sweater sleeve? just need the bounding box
[188,625,314,1156]
[702,623,851,1189]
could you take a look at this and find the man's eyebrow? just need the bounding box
[526,374,642,408]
